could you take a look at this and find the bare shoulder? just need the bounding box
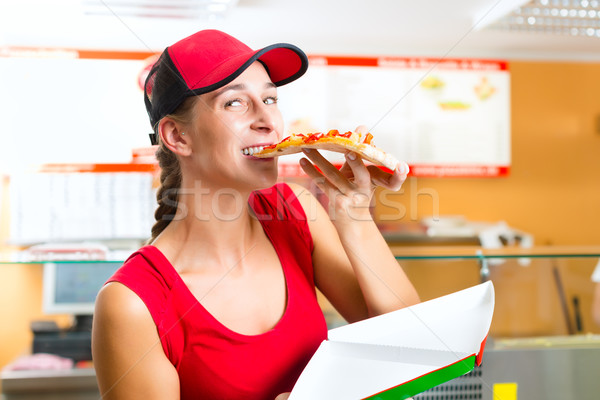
[93,282,157,341]
[287,181,313,203]
[286,182,323,222]
[94,282,148,317]
[94,281,149,322]
[92,282,179,399]
[286,182,337,239]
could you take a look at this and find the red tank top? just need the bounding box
[107,183,328,400]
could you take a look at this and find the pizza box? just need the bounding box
[289,281,495,400]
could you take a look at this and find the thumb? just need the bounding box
[354,124,369,134]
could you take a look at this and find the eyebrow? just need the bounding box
[213,82,276,98]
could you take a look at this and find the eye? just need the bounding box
[224,98,246,108]
[263,96,278,105]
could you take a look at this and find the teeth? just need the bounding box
[241,145,265,156]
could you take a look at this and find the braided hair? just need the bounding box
[149,96,198,243]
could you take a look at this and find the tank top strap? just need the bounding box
[249,183,308,222]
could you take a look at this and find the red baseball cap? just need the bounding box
[145,29,308,144]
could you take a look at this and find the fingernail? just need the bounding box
[398,162,409,175]
[346,152,356,161]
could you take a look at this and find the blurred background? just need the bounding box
[0,1,600,399]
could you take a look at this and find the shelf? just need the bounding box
[0,250,134,264]
[1,245,599,264]
[390,245,600,260]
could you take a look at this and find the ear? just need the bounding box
[158,118,192,157]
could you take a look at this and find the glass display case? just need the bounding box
[392,245,600,400]
[2,245,600,338]
[391,245,600,338]
[2,245,600,399]
[317,245,600,400]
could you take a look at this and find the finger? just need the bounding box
[301,149,340,177]
[302,149,353,192]
[344,151,371,188]
[366,165,393,187]
[299,157,338,196]
[300,158,349,210]
[354,124,369,134]
[367,162,409,191]
[338,160,353,179]
[386,169,408,191]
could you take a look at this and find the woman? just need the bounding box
[92,29,419,400]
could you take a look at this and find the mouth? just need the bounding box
[241,144,269,157]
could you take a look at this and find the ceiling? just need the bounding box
[0,0,599,61]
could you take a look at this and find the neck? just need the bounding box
[153,178,261,272]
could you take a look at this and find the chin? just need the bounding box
[236,158,279,191]
[251,160,279,188]
[254,171,279,190]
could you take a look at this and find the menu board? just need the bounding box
[277,56,510,177]
[0,49,509,178]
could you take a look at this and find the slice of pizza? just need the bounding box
[253,130,400,170]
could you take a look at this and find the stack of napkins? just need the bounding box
[289,281,495,399]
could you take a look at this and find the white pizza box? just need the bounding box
[289,281,495,400]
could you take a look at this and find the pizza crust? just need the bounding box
[254,132,400,171]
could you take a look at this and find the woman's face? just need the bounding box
[185,61,284,191]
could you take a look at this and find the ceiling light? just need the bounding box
[81,0,238,20]
[486,0,600,37]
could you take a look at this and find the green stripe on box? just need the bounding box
[364,355,476,400]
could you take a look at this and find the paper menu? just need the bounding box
[289,281,495,400]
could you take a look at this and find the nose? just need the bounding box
[250,99,279,135]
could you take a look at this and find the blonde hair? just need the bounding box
[149,96,198,243]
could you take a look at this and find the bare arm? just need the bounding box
[92,282,180,400]
[292,182,368,322]
[291,128,419,321]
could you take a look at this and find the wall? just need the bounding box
[377,60,600,337]
[1,60,600,370]
[0,177,72,373]
[377,61,600,246]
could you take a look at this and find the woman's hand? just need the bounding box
[299,125,409,226]
[294,125,420,321]
[339,126,409,192]
[275,392,290,400]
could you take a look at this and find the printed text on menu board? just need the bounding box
[277,56,510,178]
